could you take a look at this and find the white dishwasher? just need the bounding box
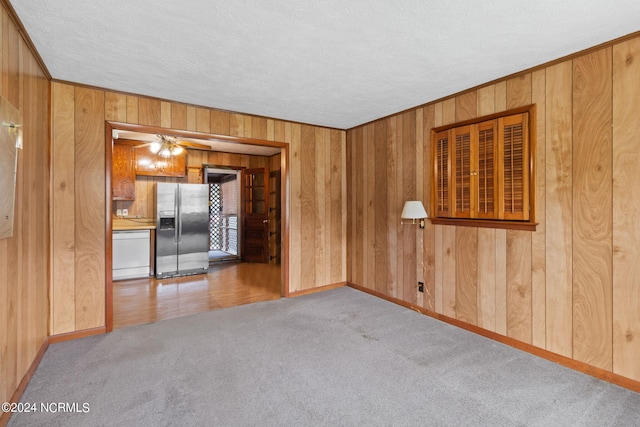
[112,230,150,280]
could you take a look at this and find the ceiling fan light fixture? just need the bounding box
[149,140,162,154]
[170,145,183,156]
[158,146,172,158]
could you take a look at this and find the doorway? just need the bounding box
[105,122,290,332]
[206,168,241,263]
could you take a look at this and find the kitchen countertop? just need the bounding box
[112,217,156,231]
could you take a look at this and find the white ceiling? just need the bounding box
[9,0,640,130]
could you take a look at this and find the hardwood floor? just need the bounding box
[113,262,281,329]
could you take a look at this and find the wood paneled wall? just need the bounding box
[50,85,347,335]
[347,35,640,383]
[0,6,50,407]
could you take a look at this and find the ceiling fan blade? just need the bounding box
[117,138,153,147]
[177,140,211,150]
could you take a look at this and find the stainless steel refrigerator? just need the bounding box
[155,183,209,278]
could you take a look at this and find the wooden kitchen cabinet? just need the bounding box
[135,145,187,177]
[112,142,136,200]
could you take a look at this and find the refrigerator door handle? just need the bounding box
[177,186,183,244]
[174,187,179,243]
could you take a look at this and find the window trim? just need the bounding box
[430,104,537,231]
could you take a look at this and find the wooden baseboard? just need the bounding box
[347,282,640,394]
[49,326,106,344]
[288,281,346,298]
[0,339,49,427]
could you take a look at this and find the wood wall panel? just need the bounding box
[126,96,138,124]
[138,98,161,126]
[0,3,49,409]
[346,31,640,385]
[506,74,531,109]
[211,110,230,135]
[441,99,456,317]
[545,61,573,357]
[196,107,210,133]
[374,120,389,294]
[230,113,244,137]
[356,125,368,289]
[477,228,496,330]
[105,92,126,122]
[422,106,436,311]
[252,117,267,140]
[506,230,532,343]
[364,124,374,292]
[331,129,344,284]
[456,226,478,325]
[612,37,640,381]
[402,111,417,303]
[394,118,403,300]
[300,125,316,290]
[171,103,187,130]
[455,91,477,122]
[161,101,171,128]
[186,106,197,131]
[530,69,547,348]
[314,128,326,288]
[74,87,105,330]
[572,48,613,370]
[51,82,76,334]
[442,227,456,317]
[382,117,396,298]
[415,109,424,308]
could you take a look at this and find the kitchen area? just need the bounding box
[110,129,284,328]
[111,133,205,281]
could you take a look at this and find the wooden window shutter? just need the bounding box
[434,130,450,216]
[498,113,529,220]
[452,126,473,218]
[476,120,497,219]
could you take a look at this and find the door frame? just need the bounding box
[105,121,290,332]
[205,167,242,259]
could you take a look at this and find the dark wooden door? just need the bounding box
[241,167,269,263]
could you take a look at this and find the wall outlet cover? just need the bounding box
[116,209,122,216]
[122,209,128,216]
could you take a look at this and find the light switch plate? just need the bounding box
[116,209,122,216]
[122,209,128,217]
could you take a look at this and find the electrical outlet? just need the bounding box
[122,209,128,217]
[418,282,424,293]
[116,209,122,216]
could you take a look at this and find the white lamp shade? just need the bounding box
[401,201,428,219]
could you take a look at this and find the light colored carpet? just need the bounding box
[9,287,640,426]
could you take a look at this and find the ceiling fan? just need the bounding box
[138,135,211,158]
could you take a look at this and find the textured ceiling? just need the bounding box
[9,0,640,129]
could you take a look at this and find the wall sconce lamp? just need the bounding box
[401,200,428,229]
[4,122,22,149]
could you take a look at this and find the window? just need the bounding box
[431,106,535,230]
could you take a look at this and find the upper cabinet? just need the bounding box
[112,142,136,201]
[135,145,187,177]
